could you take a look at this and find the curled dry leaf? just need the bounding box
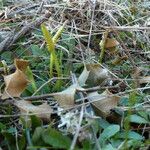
[87,90,120,118]
[15,59,29,72]
[54,84,83,108]
[104,38,119,49]
[15,100,52,121]
[78,63,109,86]
[2,59,29,99]
[132,67,150,84]
[54,84,76,108]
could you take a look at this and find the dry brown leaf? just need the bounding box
[2,59,29,99]
[54,84,82,108]
[88,90,120,118]
[104,38,119,48]
[15,100,52,121]
[132,68,150,85]
[15,59,29,72]
[79,64,109,86]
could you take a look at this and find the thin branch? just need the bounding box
[70,72,85,150]
[70,105,84,150]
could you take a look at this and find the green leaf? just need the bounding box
[26,66,37,92]
[1,51,13,63]
[98,118,110,129]
[117,131,144,140]
[129,114,149,124]
[2,132,16,150]
[7,127,16,134]
[30,45,44,56]
[82,140,92,150]
[119,97,129,106]
[18,134,26,150]
[102,143,115,150]
[30,115,42,130]
[32,127,45,146]
[99,125,120,145]
[138,111,149,121]
[125,140,143,149]
[41,127,71,149]
[0,122,6,131]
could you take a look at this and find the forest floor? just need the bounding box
[0,0,150,150]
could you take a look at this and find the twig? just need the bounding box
[0,93,56,104]
[87,0,96,57]
[70,105,84,150]
[0,12,51,54]
[36,1,44,14]
[70,72,85,150]
[100,26,150,31]
[77,85,119,92]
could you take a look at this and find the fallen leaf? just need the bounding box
[15,100,52,121]
[79,64,109,87]
[104,38,119,49]
[15,59,29,72]
[88,90,120,118]
[2,59,29,99]
[54,84,77,108]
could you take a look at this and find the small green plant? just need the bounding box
[26,66,37,92]
[41,22,66,89]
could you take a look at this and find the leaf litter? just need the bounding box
[2,59,29,99]
[0,0,150,150]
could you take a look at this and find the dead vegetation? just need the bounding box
[0,0,150,150]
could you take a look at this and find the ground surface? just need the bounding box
[0,0,150,150]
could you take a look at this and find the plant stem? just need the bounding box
[99,30,109,63]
